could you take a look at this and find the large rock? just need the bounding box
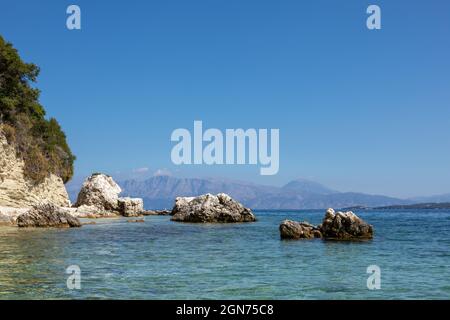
[171,193,256,223]
[74,173,122,212]
[320,208,373,240]
[279,208,373,241]
[279,220,322,239]
[73,173,146,217]
[0,129,70,208]
[118,197,144,217]
[17,203,81,228]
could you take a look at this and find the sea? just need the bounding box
[0,210,449,299]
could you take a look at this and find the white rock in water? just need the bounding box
[118,197,144,217]
[171,193,256,223]
[325,208,335,220]
[74,173,122,212]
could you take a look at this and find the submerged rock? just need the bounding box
[279,208,373,241]
[142,209,171,216]
[171,193,256,223]
[17,203,81,228]
[320,208,373,240]
[82,221,96,225]
[279,220,322,239]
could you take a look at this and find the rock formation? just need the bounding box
[74,173,122,212]
[279,220,322,239]
[0,129,70,208]
[73,173,145,217]
[118,197,144,217]
[320,208,373,240]
[17,203,81,228]
[279,208,373,240]
[171,193,256,223]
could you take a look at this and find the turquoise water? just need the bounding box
[0,210,450,299]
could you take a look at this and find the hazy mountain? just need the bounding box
[114,175,413,210]
[242,191,411,210]
[118,175,278,209]
[409,193,450,203]
[68,175,438,210]
[281,178,336,196]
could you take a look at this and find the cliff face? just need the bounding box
[0,128,70,208]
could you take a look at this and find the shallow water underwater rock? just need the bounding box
[171,193,256,223]
[279,208,373,240]
[17,203,81,228]
[81,221,96,225]
[142,209,171,216]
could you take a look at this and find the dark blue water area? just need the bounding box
[1,210,450,299]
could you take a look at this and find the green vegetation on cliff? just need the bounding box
[0,35,75,183]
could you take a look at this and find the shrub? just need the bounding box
[23,145,50,182]
[1,123,16,144]
[0,35,75,183]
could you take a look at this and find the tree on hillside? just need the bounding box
[0,35,75,183]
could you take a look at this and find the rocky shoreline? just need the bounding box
[0,173,147,227]
[0,172,375,241]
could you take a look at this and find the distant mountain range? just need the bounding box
[408,193,450,203]
[67,175,419,210]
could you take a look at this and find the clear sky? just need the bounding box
[1,0,449,198]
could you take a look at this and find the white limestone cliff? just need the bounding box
[0,128,70,209]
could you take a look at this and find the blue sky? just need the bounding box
[1,0,449,197]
